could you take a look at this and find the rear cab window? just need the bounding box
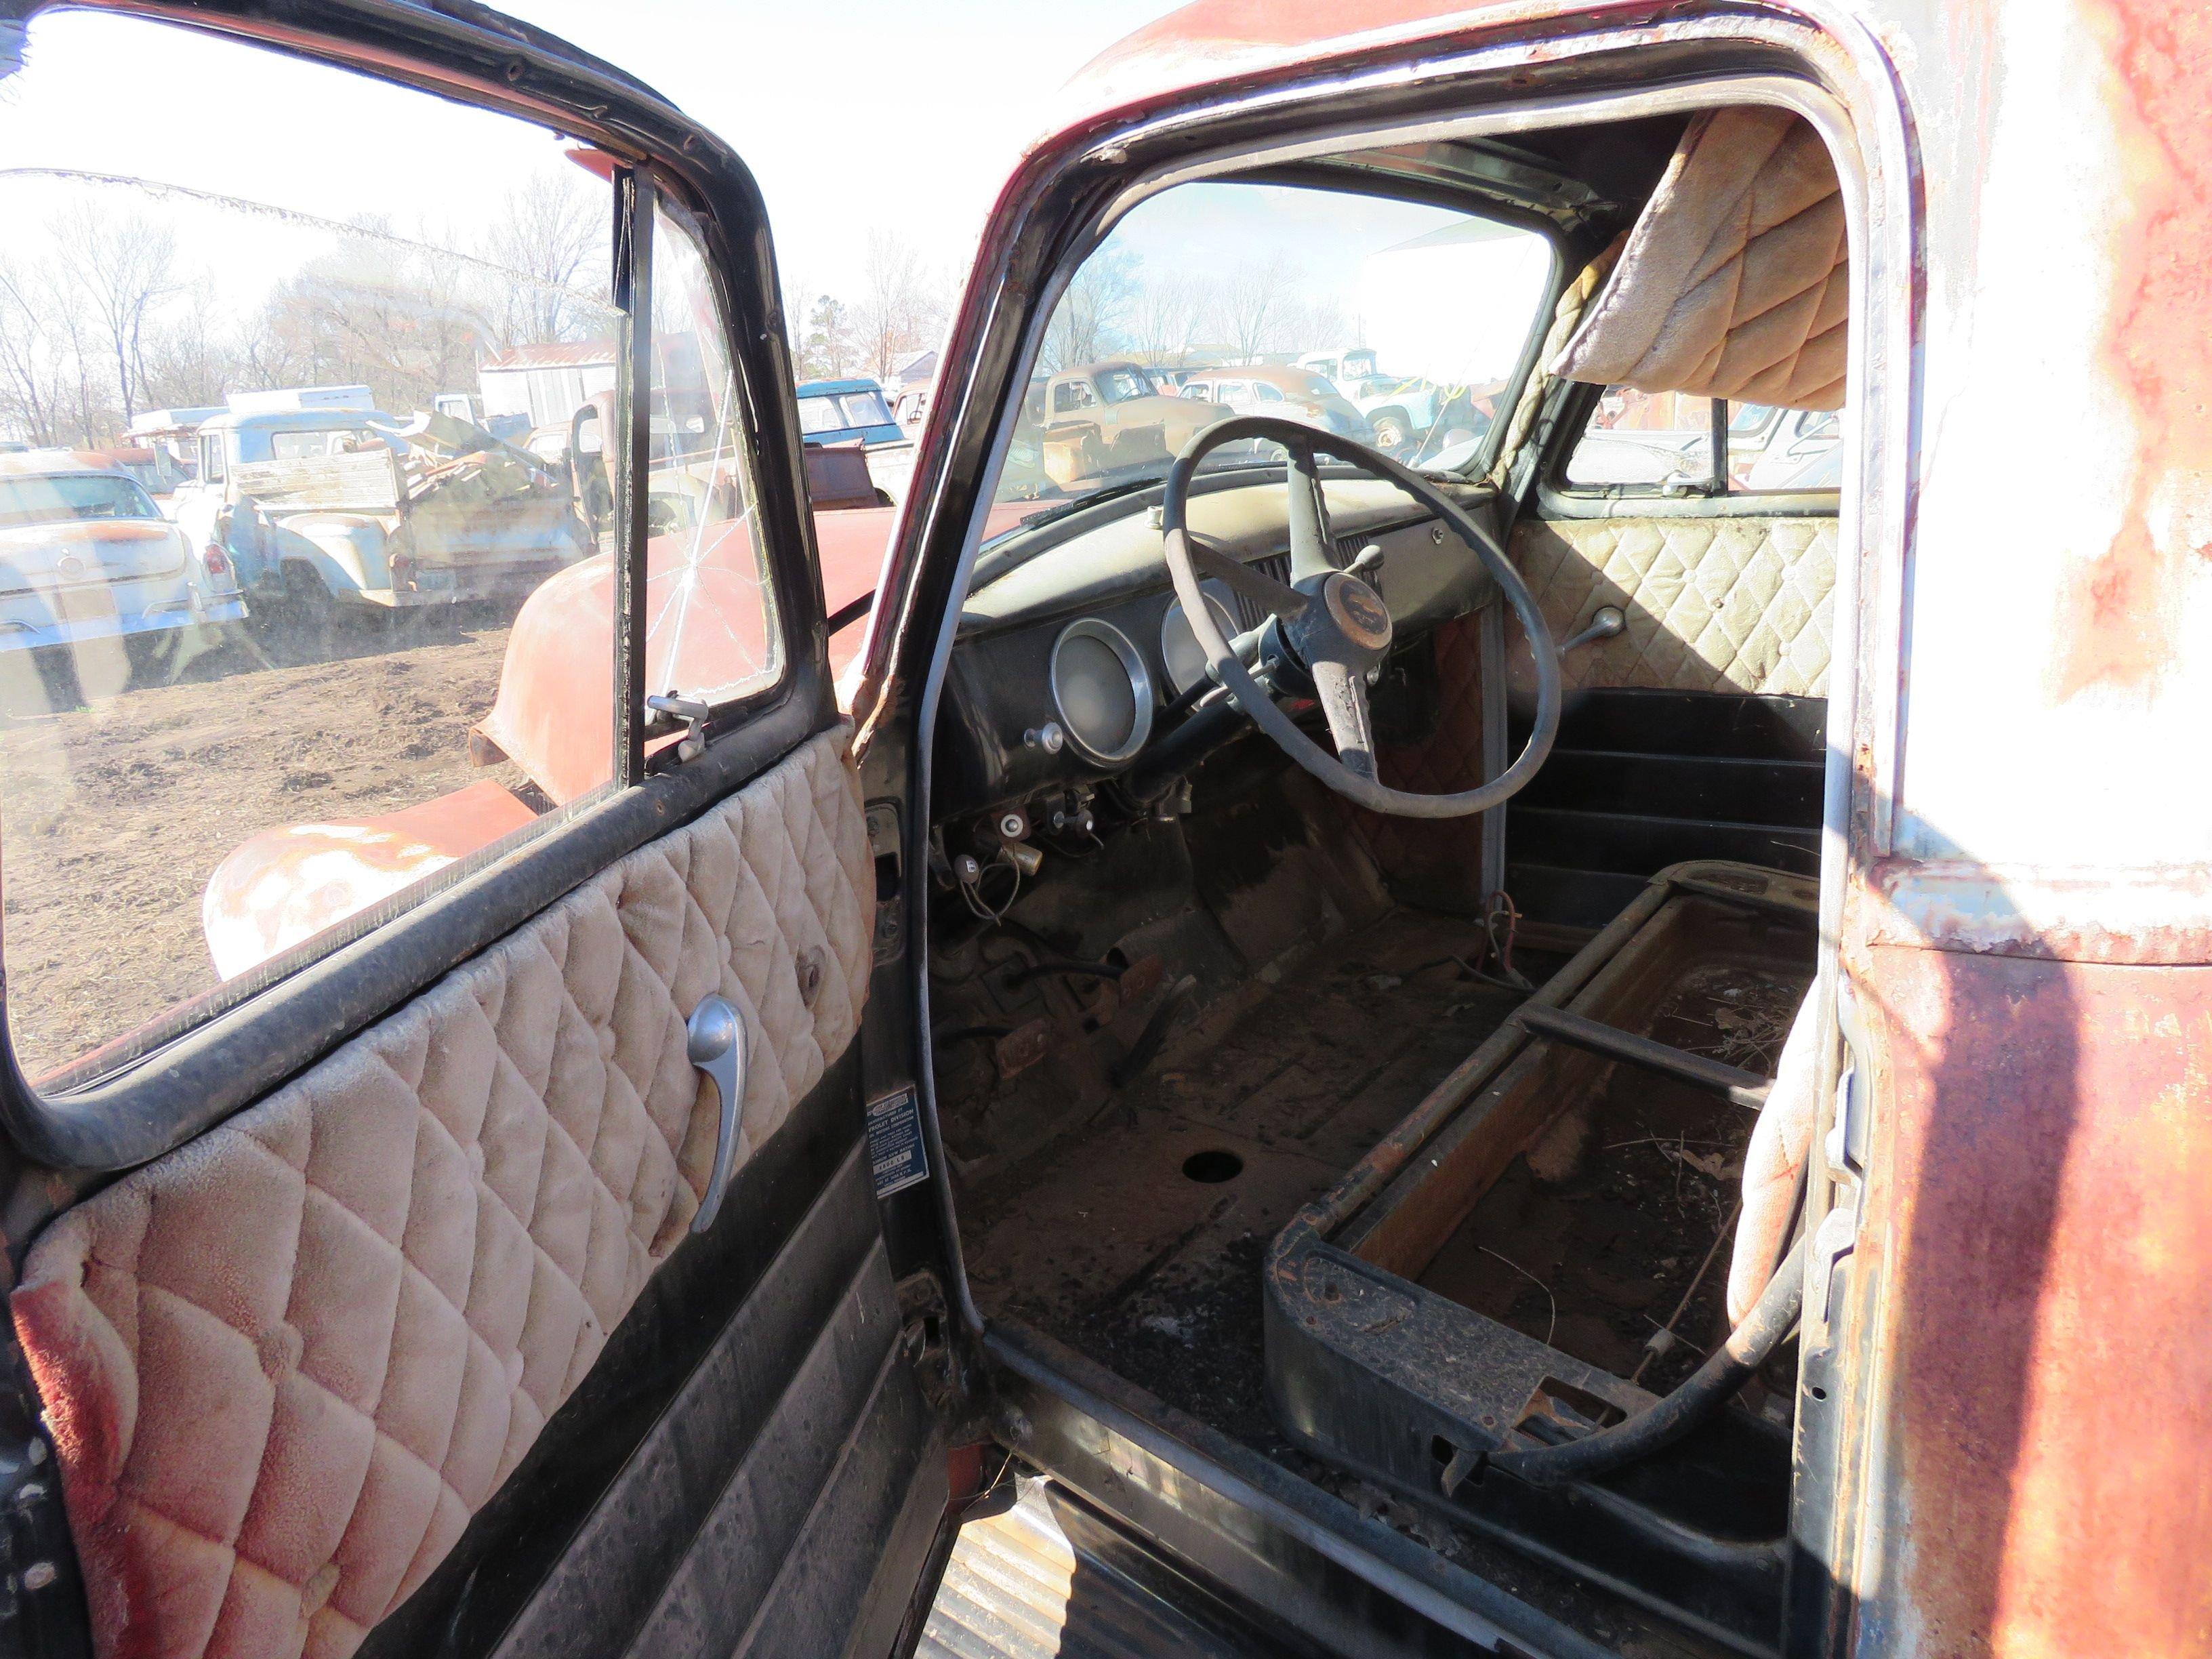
[1561,386,1843,497]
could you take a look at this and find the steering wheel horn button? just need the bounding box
[1322,573,1393,655]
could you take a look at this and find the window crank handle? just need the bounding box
[1561,605,1626,654]
[686,994,747,1234]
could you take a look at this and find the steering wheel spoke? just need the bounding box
[1312,659,1378,780]
[1284,438,1337,582]
[1185,534,1307,620]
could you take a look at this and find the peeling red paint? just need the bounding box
[2054,1,2212,700]
[1858,941,2212,1657]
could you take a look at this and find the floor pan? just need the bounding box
[960,905,1527,1451]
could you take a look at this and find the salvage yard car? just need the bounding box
[1177,361,1376,443]
[171,401,593,627]
[0,449,243,682]
[1011,359,1229,495]
[0,6,2203,1659]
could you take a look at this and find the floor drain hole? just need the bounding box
[1182,1149,1243,1183]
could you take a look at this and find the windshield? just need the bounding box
[1094,366,1155,403]
[983,180,1554,560]
[798,388,895,434]
[0,473,159,529]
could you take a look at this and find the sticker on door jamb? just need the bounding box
[866,1086,930,1199]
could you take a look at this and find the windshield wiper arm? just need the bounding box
[1015,477,1158,533]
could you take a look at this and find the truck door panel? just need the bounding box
[0,6,943,1656]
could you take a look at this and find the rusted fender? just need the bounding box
[1851,938,2212,1658]
[476,505,898,804]
[201,779,538,980]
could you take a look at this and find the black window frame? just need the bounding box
[0,0,831,1177]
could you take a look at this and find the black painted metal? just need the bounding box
[1504,691,1825,928]
[988,1322,1616,1659]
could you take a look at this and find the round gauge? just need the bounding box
[1158,591,1239,697]
[1049,617,1154,766]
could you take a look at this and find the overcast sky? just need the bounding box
[0,1,1176,312]
[495,0,1175,288]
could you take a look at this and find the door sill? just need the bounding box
[981,1319,1620,1659]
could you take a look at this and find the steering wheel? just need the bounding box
[1160,414,1561,820]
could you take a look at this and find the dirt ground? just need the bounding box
[0,608,535,1080]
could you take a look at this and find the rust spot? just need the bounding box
[2055,1,2212,700]
[1860,941,2212,1654]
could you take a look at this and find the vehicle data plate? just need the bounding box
[866,1086,929,1199]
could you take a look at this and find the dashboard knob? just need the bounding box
[1025,722,1065,755]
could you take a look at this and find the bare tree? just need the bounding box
[853,230,943,382]
[56,207,180,423]
[261,226,492,412]
[0,254,63,444]
[1206,251,1300,364]
[1126,270,1208,372]
[1039,249,1141,373]
[480,171,609,345]
[797,295,858,380]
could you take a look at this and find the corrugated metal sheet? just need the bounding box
[917,1479,1270,1659]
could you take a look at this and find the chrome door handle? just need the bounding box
[686,994,747,1234]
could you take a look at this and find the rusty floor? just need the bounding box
[1418,959,1811,1395]
[961,906,1529,1451]
[958,904,1779,1658]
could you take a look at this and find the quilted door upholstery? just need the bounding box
[1507,514,1838,699]
[11,726,874,1659]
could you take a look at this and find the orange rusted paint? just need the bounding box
[2053,0,2212,701]
[200,779,539,980]
[1855,937,2212,1657]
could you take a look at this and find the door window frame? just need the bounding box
[0,0,830,1175]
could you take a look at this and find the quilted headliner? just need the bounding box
[12,726,874,1659]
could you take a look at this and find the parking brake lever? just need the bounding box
[686,994,747,1234]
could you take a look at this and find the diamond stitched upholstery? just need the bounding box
[1508,515,1837,698]
[1553,108,1848,411]
[11,725,872,1659]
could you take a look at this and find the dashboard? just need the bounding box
[936,473,1502,821]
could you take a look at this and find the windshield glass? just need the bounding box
[984,180,1554,550]
[798,389,894,434]
[0,472,159,528]
[1094,366,1155,403]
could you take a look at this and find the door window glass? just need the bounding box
[0,11,626,1082]
[638,197,781,713]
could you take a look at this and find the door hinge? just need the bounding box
[895,1270,962,1414]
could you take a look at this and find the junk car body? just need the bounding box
[173,405,592,616]
[1176,362,1378,443]
[0,450,243,663]
[0,3,2203,1659]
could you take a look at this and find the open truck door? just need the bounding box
[0,7,943,1658]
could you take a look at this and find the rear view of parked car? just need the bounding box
[0,451,243,684]
[1178,363,1374,443]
